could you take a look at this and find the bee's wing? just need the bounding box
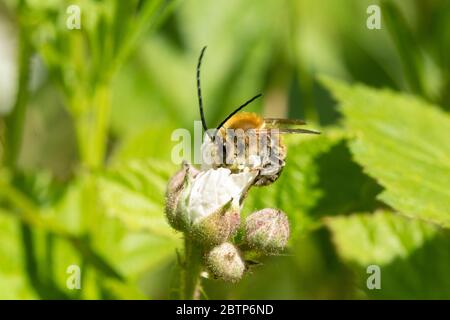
[263,118,307,127]
[257,128,320,135]
[277,128,320,134]
[261,118,319,134]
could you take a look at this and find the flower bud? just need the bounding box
[183,168,256,245]
[165,162,199,231]
[190,199,240,246]
[205,242,245,282]
[244,208,290,254]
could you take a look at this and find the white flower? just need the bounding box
[186,167,256,224]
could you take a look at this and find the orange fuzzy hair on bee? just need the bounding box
[222,112,265,130]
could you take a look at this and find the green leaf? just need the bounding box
[98,159,178,240]
[97,159,182,285]
[42,168,179,289]
[91,212,180,281]
[321,77,450,228]
[326,211,450,299]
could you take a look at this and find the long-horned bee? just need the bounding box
[196,47,319,186]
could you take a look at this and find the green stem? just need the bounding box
[182,236,203,300]
[75,84,111,170]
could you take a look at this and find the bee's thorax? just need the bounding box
[222,112,265,130]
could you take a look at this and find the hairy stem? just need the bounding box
[182,236,203,300]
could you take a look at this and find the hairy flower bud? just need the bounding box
[183,167,257,245]
[244,208,290,254]
[205,242,245,282]
[165,162,199,231]
[190,199,240,246]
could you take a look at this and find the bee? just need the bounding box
[196,47,319,186]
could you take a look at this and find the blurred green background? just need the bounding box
[0,0,449,299]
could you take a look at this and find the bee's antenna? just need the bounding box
[197,46,211,137]
[216,93,262,131]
